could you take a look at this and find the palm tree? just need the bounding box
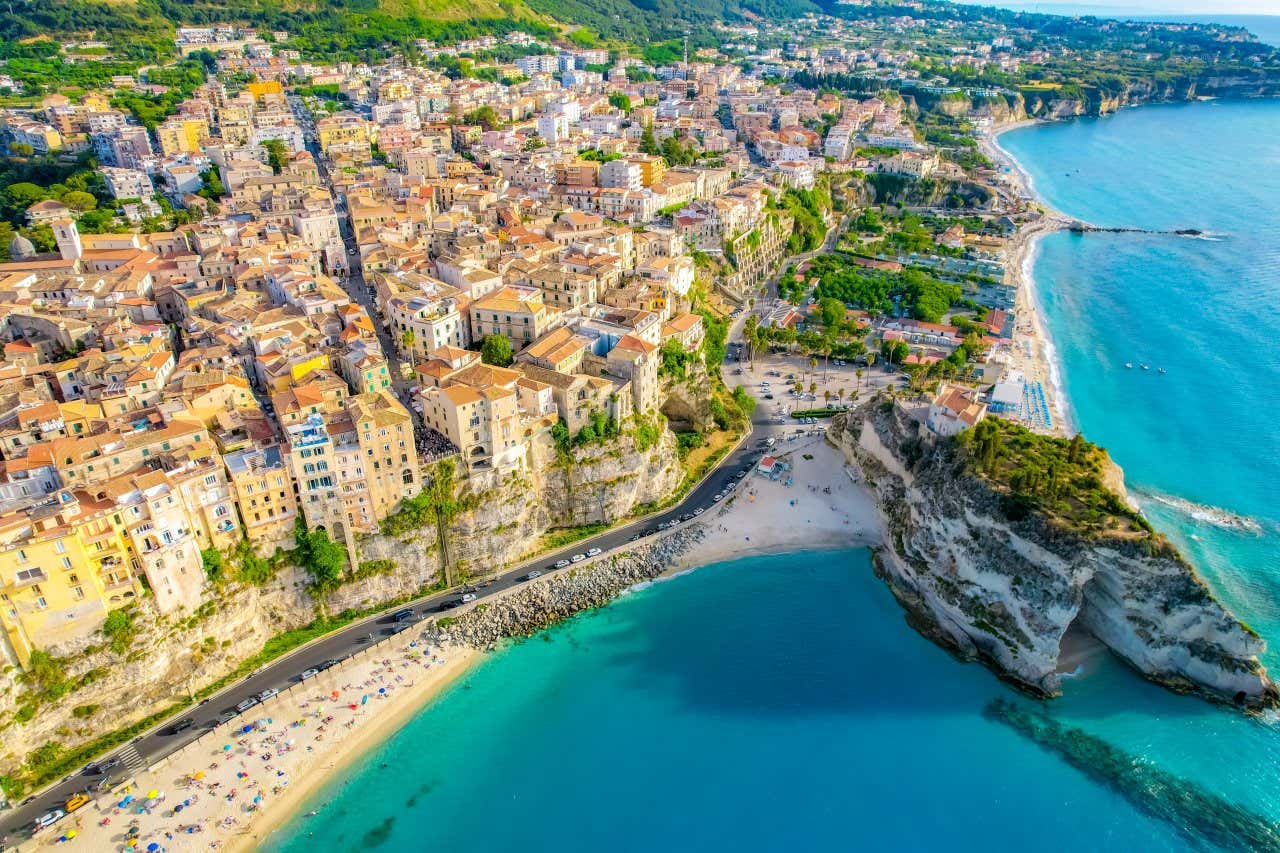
[855,367,863,392]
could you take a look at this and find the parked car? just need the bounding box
[257,688,279,702]
[65,794,90,813]
[299,668,320,681]
[713,494,724,502]
[32,810,65,832]
[555,559,571,569]
[235,697,260,713]
[587,547,602,557]
[392,608,415,623]
[317,658,342,671]
[460,593,477,603]
[570,553,586,563]
[525,570,543,581]
[694,508,705,516]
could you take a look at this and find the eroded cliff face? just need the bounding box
[828,401,1275,708]
[0,428,682,773]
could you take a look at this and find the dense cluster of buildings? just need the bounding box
[0,15,1002,669]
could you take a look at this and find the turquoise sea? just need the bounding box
[267,101,1280,852]
[999,100,1280,666]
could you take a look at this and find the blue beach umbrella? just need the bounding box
[148,843,160,852]
[360,694,368,705]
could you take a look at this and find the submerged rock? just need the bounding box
[828,397,1276,709]
[986,699,1280,851]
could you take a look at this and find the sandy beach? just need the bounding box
[981,120,1075,437]
[19,640,480,853]
[669,435,882,571]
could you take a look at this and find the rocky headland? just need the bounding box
[828,396,1277,709]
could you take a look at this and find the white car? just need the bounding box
[587,547,602,557]
[694,508,705,516]
[461,593,477,603]
[570,553,586,563]
[713,493,724,502]
[257,687,279,702]
[555,559,571,569]
[33,810,65,832]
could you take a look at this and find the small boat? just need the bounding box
[1158,367,1166,374]
[1124,362,1133,369]
[1141,364,1150,370]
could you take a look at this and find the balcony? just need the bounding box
[10,568,48,588]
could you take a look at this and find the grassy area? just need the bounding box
[536,522,609,553]
[680,427,736,477]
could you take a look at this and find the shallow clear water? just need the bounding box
[999,99,1280,666]
[265,551,1213,853]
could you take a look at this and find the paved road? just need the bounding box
[0,110,842,841]
[0,353,800,840]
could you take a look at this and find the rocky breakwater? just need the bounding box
[827,396,1277,709]
[421,527,705,649]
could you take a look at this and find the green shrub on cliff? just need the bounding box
[957,419,1150,534]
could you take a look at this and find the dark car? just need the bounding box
[317,658,342,671]
[167,718,196,736]
[212,709,238,727]
[437,599,462,611]
[392,608,415,623]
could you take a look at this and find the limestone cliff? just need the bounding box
[828,399,1276,709]
[0,427,681,778]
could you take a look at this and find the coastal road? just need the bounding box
[0,107,838,840]
[0,379,792,842]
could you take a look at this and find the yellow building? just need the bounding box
[246,79,284,101]
[0,492,142,669]
[630,154,668,187]
[224,444,298,552]
[155,117,209,156]
[377,79,413,102]
[315,112,373,160]
[469,286,555,349]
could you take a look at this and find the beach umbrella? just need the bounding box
[147,789,158,799]
[148,844,160,852]
[194,771,204,780]
[223,744,232,751]
[378,687,386,694]
[253,795,262,804]
[330,690,339,700]
[348,703,357,710]
[241,724,253,734]
[360,694,368,705]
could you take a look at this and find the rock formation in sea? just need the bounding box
[828,396,1276,709]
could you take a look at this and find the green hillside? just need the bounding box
[0,0,816,64]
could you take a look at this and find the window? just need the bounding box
[61,557,72,570]
[16,568,42,582]
[55,539,66,554]
[72,586,85,601]
[35,597,48,610]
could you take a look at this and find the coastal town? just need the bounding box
[0,4,1276,848]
